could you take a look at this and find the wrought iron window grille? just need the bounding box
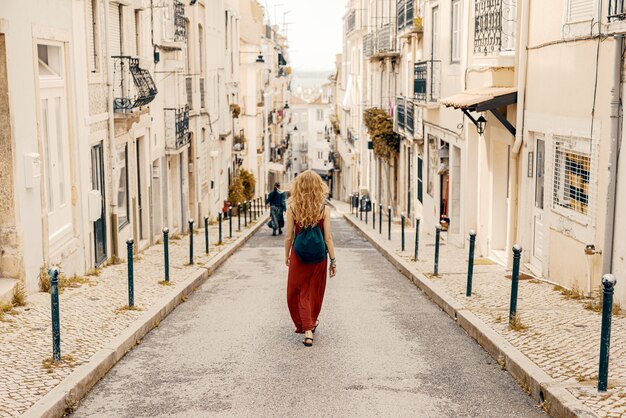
[413,60,441,103]
[609,0,626,20]
[112,56,158,112]
[174,0,186,42]
[474,0,517,55]
[164,105,191,150]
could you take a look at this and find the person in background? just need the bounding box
[266,182,286,236]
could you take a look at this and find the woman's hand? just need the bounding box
[285,256,290,267]
[329,264,336,277]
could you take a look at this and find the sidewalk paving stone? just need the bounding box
[333,199,624,417]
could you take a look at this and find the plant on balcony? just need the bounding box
[240,168,256,201]
[228,176,245,207]
[234,133,246,145]
[330,114,340,134]
[364,108,398,161]
[230,104,241,119]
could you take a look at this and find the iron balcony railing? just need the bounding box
[174,0,186,41]
[112,56,157,112]
[363,32,374,57]
[406,102,414,134]
[609,0,626,20]
[474,0,517,55]
[413,60,441,103]
[376,24,398,54]
[164,105,191,150]
[397,0,415,31]
[346,11,356,33]
[396,99,406,131]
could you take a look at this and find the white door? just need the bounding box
[38,44,73,249]
[531,136,546,273]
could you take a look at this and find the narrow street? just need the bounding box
[73,211,544,417]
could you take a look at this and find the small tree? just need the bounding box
[228,177,245,207]
[363,107,398,161]
[240,169,256,200]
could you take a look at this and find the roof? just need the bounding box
[288,94,308,105]
[440,87,517,112]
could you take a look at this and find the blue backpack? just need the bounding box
[294,222,326,264]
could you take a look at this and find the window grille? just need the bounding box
[186,77,193,110]
[551,135,597,220]
[200,77,205,109]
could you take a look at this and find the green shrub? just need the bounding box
[240,169,256,200]
[363,107,398,161]
[228,176,245,206]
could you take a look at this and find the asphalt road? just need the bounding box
[73,212,545,417]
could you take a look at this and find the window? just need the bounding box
[317,109,324,121]
[432,6,439,60]
[566,0,595,23]
[451,0,461,62]
[134,9,141,56]
[117,145,129,229]
[552,136,592,216]
[198,24,204,75]
[186,76,193,110]
[200,77,205,109]
[108,3,122,56]
[317,132,323,142]
[87,0,99,72]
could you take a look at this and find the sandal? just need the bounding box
[303,337,313,347]
[312,320,320,334]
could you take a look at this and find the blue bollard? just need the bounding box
[387,206,392,241]
[218,212,223,244]
[244,201,248,227]
[237,203,241,231]
[127,239,134,307]
[509,245,523,322]
[163,228,170,282]
[414,217,420,261]
[189,220,194,265]
[466,231,477,297]
[204,218,209,255]
[401,213,405,251]
[598,274,617,392]
[229,206,233,238]
[434,225,441,276]
[49,267,61,362]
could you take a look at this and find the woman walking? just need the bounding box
[284,170,336,347]
[266,182,286,236]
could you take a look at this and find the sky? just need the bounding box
[261,0,345,73]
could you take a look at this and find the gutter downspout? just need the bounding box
[602,34,624,275]
[104,0,119,256]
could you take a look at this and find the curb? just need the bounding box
[338,208,597,418]
[22,214,269,418]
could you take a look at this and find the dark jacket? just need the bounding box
[266,190,286,210]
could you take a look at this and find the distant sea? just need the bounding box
[291,70,334,89]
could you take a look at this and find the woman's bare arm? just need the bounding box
[284,207,295,266]
[323,206,335,260]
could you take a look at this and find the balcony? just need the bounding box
[174,0,186,42]
[363,33,374,57]
[396,100,406,132]
[474,0,516,55]
[397,0,414,32]
[373,24,399,56]
[164,105,191,151]
[609,0,626,20]
[413,60,441,104]
[112,56,157,112]
[346,11,356,34]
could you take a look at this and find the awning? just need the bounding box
[440,87,518,136]
[267,162,285,173]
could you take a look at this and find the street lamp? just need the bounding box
[476,115,487,135]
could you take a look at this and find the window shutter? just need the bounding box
[87,0,97,71]
[186,77,193,110]
[567,0,594,23]
[109,3,121,56]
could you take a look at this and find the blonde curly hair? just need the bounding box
[288,170,329,227]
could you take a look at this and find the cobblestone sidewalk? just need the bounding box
[333,200,625,418]
[0,211,267,417]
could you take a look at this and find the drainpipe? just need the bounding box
[602,34,624,275]
[104,0,119,255]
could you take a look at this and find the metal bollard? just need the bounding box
[365,203,369,224]
[163,228,170,281]
[49,267,61,362]
[414,217,420,261]
[434,226,441,276]
[188,220,194,265]
[466,231,477,297]
[204,218,209,254]
[387,206,392,241]
[229,206,233,238]
[379,203,382,234]
[401,214,405,251]
[360,198,363,221]
[598,274,617,392]
[373,203,376,230]
[249,199,253,221]
[218,213,223,244]
[127,239,134,307]
[244,201,248,227]
[237,204,241,231]
[509,245,523,322]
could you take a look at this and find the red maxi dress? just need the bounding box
[287,216,328,333]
